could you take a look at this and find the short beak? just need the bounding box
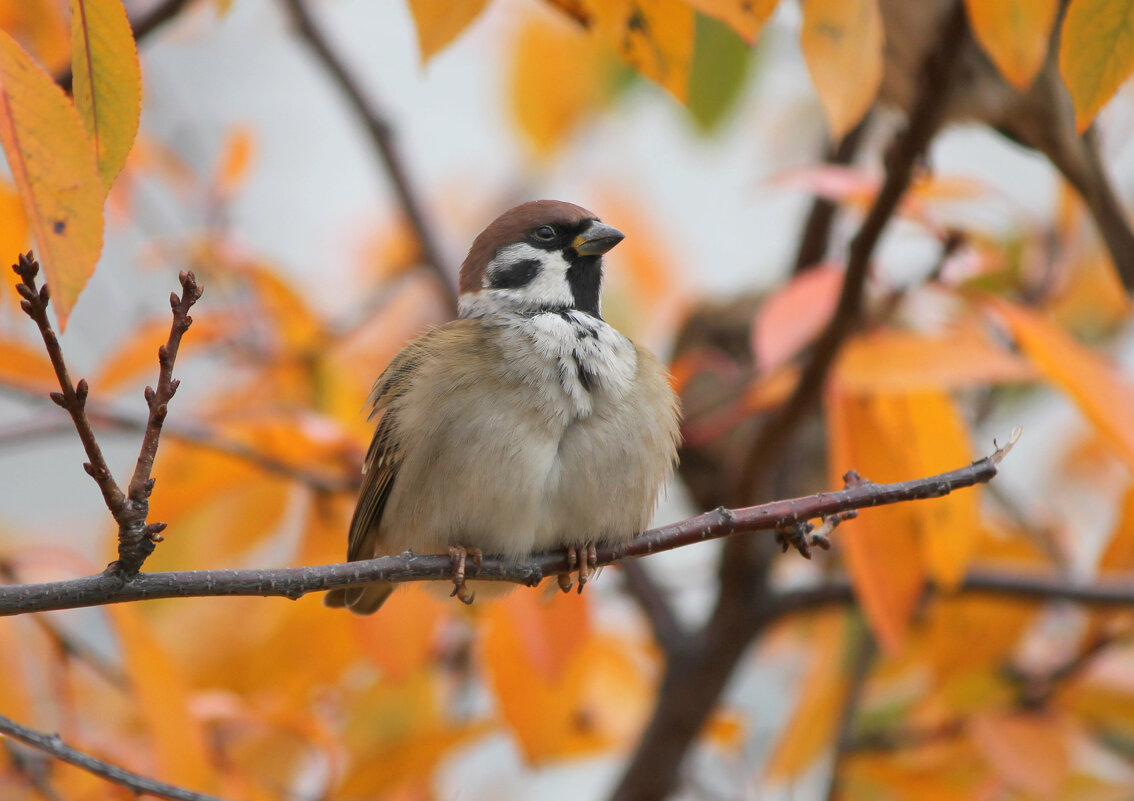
[573,222,625,256]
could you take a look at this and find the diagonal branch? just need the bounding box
[0,445,1007,615]
[280,0,457,314]
[0,713,232,801]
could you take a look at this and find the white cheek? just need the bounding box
[480,243,573,311]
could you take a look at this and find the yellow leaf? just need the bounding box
[1058,0,1134,132]
[407,0,491,63]
[0,31,104,328]
[509,11,610,157]
[965,0,1058,89]
[801,0,883,139]
[685,0,779,42]
[585,0,695,102]
[988,298,1134,472]
[765,611,850,779]
[969,710,1071,796]
[69,0,142,192]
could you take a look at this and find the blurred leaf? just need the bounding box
[0,30,104,328]
[1099,485,1134,571]
[353,586,446,683]
[970,710,1071,796]
[765,611,850,779]
[500,588,591,682]
[1058,0,1134,132]
[92,311,233,392]
[800,0,882,139]
[751,262,842,373]
[964,0,1058,90]
[843,739,989,800]
[585,0,695,102]
[407,0,490,63]
[69,0,142,192]
[0,336,56,389]
[835,323,1035,393]
[987,298,1134,472]
[214,125,255,195]
[0,0,70,73]
[686,13,750,132]
[509,11,610,157]
[0,181,29,315]
[686,0,778,42]
[827,384,978,649]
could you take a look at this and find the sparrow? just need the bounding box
[878,0,1134,291]
[324,200,681,614]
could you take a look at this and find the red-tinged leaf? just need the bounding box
[1058,0,1134,132]
[801,0,883,138]
[835,325,1035,393]
[69,0,142,192]
[108,605,218,790]
[509,11,611,158]
[751,262,843,373]
[987,298,1134,472]
[407,0,491,63]
[587,0,696,102]
[0,337,56,390]
[965,0,1059,90]
[685,0,779,42]
[765,611,851,779]
[969,710,1070,797]
[0,31,104,328]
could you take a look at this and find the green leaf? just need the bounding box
[686,13,750,132]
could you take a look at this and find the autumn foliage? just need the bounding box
[3,1,1134,800]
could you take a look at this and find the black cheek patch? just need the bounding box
[489,259,541,289]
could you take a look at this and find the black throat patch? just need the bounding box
[565,254,602,318]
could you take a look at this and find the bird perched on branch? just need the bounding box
[878,0,1134,291]
[324,200,680,614]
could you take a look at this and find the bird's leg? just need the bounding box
[576,542,597,594]
[558,546,578,593]
[448,546,482,605]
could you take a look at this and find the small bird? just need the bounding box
[324,200,681,614]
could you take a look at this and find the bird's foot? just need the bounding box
[448,546,483,605]
[558,542,597,594]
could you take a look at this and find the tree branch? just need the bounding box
[11,254,202,578]
[0,447,1007,616]
[0,713,232,801]
[279,0,457,314]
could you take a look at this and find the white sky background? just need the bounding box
[3,0,1134,798]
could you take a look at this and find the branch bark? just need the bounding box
[0,714,232,801]
[0,448,1005,616]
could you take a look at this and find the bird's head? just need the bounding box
[457,200,624,320]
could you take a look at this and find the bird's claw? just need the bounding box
[448,546,482,605]
[558,542,597,594]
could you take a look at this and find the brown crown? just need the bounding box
[458,200,597,294]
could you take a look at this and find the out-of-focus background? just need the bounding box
[3,0,1134,799]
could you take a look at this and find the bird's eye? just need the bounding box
[533,225,556,242]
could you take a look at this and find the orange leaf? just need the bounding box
[586,0,695,102]
[964,0,1058,90]
[685,0,779,42]
[92,311,232,392]
[69,0,142,191]
[353,585,446,683]
[0,31,104,328]
[835,324,1035,393]
[499,587,591,682]
[801,0,883,138]
[1099,485,1134,571]
[765,611,850,779]
[969,710,1070,797]
[214,125,255,195]
[0,180,28,315]
[988,298,1134,472]
[1058,0,1134,132]
[509,11,610,157]
[407,0,490,63]
[0,336,55,390]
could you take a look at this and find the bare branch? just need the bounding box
[280,0,457,314]
[0,713,232,801]
[0,449,1006,616]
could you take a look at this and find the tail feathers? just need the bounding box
[323,582,394,615]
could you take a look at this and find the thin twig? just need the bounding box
[0,446,1008,615]
[56,0,196,92]
[0,713,232,801]
[280,0,457,314]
